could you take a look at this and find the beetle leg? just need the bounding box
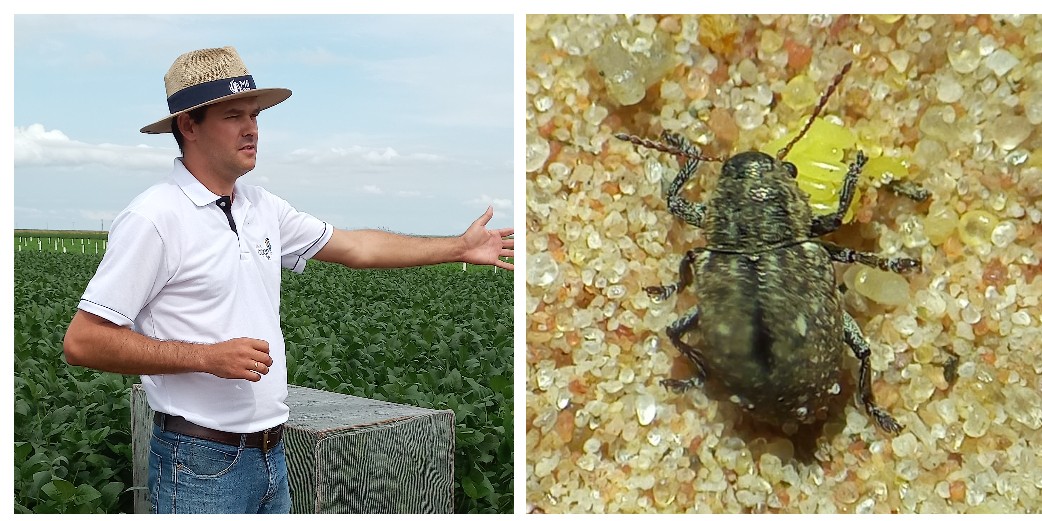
[660,134,708,228]
[818,241,921,273]
[617,130,708,227]
[811,150,867,236]
[646,247,704,302]
[661,306,708,392]
[667,190,707,228]
[842,312,904,434]
[884,178,931,202]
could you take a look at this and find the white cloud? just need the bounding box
[412,153,444,162]
[286,144,444,166]
[358,187,430,198]
[14,124,171,171]
[469,194,513,209]
[364,147,400,162]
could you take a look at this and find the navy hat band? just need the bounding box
[166,75,256,114]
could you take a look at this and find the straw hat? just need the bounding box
[140,46,291,134]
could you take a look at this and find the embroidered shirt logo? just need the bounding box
[257,238,272,260]
[229,79,252,94]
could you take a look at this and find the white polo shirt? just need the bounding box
[79,158,333,433]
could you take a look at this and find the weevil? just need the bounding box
[617,62,921,434]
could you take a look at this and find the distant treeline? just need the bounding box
[15,230,109,240]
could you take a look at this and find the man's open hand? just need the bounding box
[460,206,514,270]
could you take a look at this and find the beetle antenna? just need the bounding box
[615,133,726,163]
[776,61,852,161]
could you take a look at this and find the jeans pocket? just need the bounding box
[175,437,242,479]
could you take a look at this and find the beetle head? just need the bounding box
[708,150,813,249]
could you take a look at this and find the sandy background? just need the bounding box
[526,14,1042,513]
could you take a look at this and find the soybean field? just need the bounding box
[13,235,513,514]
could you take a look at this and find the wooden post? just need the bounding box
[130,387,153,513]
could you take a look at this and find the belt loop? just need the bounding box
[263,430,270,452]
[156,412,166,431]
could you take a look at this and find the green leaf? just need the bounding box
[75,483,103,505]
[461,471,493,499]
[488,374,512,395]
[41,478,76,500]
[445,368,463,389]
[30,470,52,495]
[461,475,480,499]
[100,482,124,504]
[14,441,32,462]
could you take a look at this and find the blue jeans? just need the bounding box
[148,423,291,514]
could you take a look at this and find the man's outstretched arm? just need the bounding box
[313,206,514,270]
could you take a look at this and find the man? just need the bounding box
[62,46,513,514]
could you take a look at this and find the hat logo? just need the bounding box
[229,79,252,94]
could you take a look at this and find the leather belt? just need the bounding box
[153,412,284,452]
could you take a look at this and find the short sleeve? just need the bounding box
[274,196,334,273]
[79,211,170,328]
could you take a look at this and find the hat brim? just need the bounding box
[140,87,292,134]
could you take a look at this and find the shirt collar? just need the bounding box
[172,158,243,208]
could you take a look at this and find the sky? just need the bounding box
[13,14,513,236]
